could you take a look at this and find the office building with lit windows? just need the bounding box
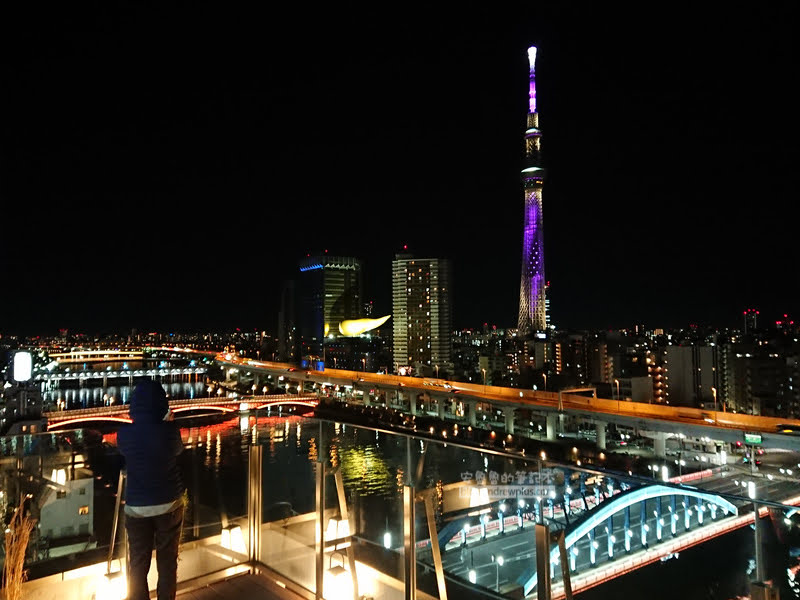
[392,253,452,375]
[297,255,363,361]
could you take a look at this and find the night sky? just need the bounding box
[3,3,796,336]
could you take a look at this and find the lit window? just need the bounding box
[78,506,89,515]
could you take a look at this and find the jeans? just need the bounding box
[125,505,184,600]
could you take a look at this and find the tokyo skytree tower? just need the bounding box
[517,46,547,335]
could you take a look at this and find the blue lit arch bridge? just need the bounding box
[413,459,800,599]
[520,479,740,597]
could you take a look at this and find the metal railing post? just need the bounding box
[555,530,573,600]
[535,523,551,600]
[316,423,325,600]
[403,434,417,600]
[248,445,263,563]
[107,470,125,574]
[403,485,416,600]
[423,492,447,600]
[333,469,359,600]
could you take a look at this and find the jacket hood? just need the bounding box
[129,380,169,424]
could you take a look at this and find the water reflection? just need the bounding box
[43,380,206,409]
[40,360,206,409]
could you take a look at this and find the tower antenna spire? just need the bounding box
[518,45,548,335]
[527,46,537,113]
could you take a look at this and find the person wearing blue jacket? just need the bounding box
[117,380,185,600]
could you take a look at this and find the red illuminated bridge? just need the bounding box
[43,394,318,429]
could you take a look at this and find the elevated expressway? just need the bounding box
[208,354,800,453]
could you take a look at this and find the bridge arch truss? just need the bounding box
[522,483,739,596]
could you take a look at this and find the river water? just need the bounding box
[40,359,206,409]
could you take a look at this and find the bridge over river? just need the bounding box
[414,465,800,598]
[43,394,319,429]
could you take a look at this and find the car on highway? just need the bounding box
[777,424,800,434]
[742,455,762,466]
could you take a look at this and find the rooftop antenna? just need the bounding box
[527,46,537,113]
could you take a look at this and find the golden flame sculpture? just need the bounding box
[338,315,391,337]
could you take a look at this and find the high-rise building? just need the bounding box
[552,332,589,388]
[518,46,548,336]
[744,308,759,333]
[297,255,363,360]
[392,253,452,375]
[660,344,719,407]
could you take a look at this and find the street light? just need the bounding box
[542,373,547,391]
[482,368,486,386]
[435,364,439,378]
[614,379,620,400]
[362,358,366,371]
[711,386,718,413]
[491,554,504,591]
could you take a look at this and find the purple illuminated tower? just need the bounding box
[518,46,547,335]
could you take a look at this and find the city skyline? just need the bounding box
[4,4,795,335]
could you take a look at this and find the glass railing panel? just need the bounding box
[172,415,252,583]
[1,414,254,599]
[413,432,520,599]
[0,429,109,579]
[321,419,409,600]
[256,411,320,594]
[9,407,800,600]
[409,426,800,600]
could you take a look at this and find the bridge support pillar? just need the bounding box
[588,529,596,566]
[403,392,416,416]
[670,496,677,536]
[640,500,648,548]
[607,516,614,559]
[504,408,516,435]
[684,495,691,530]
[624,506,631,552]
[656,497,663,541]
[546,413,557,441]
[595,422,607,450]
[437,397,445,420]
[653,432,667,458]
[467,401,477,427]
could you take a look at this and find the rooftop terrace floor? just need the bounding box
[177,570,301,600]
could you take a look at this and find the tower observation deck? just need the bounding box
[517,46,547,336]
